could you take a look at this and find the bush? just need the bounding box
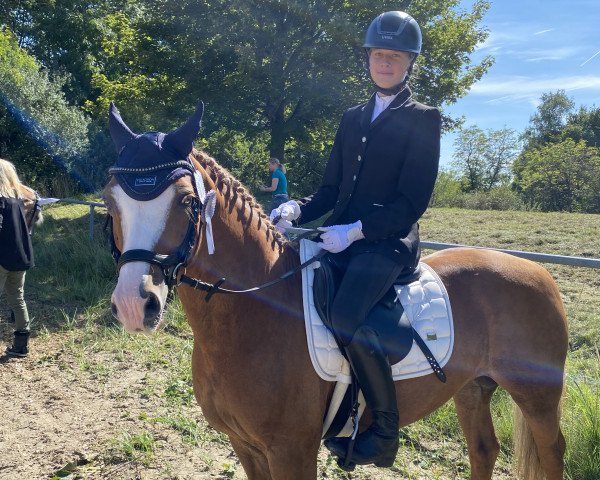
[460,187,526,211]
[431,170,526,211]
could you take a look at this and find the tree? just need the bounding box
[514,139,600,213]
[521,90,575,151]
[2,0,494,192]
[452,125,519,192]
[560,105,600,148]
[0,28,91,192]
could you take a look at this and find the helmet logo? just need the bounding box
[381,35,393,40]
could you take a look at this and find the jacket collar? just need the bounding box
[360,86,412,132]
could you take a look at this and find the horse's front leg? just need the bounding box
[229,435,272,480]
[229,435,320,480]
[265,438,321,480]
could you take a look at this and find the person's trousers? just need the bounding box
[0,266,30,331]
[329,251,405,346]
[269,194,289,212]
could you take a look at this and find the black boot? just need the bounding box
[7,330,30,357]
[324,325,399,468]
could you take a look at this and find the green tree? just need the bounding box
[560,105,600,148]
[0,27,91,192]
[514,139,600,213]
[3,0,493,192]
[521,90,575,151]
[452,125,519,192]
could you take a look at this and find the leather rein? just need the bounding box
[107,160,324,302]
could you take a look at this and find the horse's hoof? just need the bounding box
[337,458,356,472]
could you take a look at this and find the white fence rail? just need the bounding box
[420,241,600,269]
[42,200,600,269]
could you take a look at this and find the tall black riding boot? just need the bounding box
[324,325,399,467]
[7,330,30,357]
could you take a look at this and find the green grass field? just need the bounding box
[15,203,600,479]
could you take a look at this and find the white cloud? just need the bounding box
[521,47,580,62]
[470,75,600,104]
[534,28,554,35]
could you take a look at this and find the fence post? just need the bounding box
[89,205,95,240]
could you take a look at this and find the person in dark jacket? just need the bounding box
[270,11,441,468]
[0,158,40,357]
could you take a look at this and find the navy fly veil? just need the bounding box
[108,102,204,200]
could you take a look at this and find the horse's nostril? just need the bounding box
[146,292,160,315]
[143,292,162,329]
[111,302,118,317]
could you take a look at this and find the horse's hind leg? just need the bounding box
[509,381,565,480]
[454,377,500,480]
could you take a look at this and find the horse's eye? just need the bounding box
[181,195,194,207]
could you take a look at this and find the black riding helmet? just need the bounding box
[363,11,422,54]
[364,11,422,94]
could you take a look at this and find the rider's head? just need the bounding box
[363,11,422,95]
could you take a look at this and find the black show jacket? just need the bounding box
[299,87,441,266]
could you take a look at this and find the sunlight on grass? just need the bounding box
[25,203,600,479]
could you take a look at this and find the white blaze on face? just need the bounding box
[111,184,175,332]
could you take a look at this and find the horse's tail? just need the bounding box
[513,397,563,480]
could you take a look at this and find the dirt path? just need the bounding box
[0,303,514,480]
[0,325,240,479]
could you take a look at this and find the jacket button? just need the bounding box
[362,137,366,142]
[353,175,357,181]
[357,155,362,161]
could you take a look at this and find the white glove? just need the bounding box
[318,221,365,253]
[274,219,292,235]
[269,200,301,222]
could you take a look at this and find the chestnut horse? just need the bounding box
[104,105,567,480]
[18,185,43,231]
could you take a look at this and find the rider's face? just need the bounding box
[368,49,413,90]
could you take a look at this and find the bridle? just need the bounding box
[26,194,41,232]
[107,158,325,302]
[107,159,202,288]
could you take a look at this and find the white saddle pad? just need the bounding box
[300,239,454,384]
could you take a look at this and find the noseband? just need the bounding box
[107,159,202,288]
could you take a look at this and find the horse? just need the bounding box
[18,184,43,231]
[104,102,568,480]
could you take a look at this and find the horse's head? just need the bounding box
[103,101,205,333]
[19,185,43,231]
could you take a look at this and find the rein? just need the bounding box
[178,228,325,302]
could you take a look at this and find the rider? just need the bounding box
[270,11,441,467]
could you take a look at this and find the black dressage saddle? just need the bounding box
[312,254,418,365]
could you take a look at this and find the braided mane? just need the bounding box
[191,149,287,251]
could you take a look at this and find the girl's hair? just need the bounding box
[0,158,24,198]
[269,157,286,174]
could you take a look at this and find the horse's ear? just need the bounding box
[163,101,204,158]
[108,102,137,152]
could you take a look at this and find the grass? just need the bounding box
[20,202,600,479]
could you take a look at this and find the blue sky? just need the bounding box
[440,0,600,166]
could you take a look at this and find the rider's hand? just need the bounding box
[273,219,292,235]
[269,200,301,223]
[318,221,365,253]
